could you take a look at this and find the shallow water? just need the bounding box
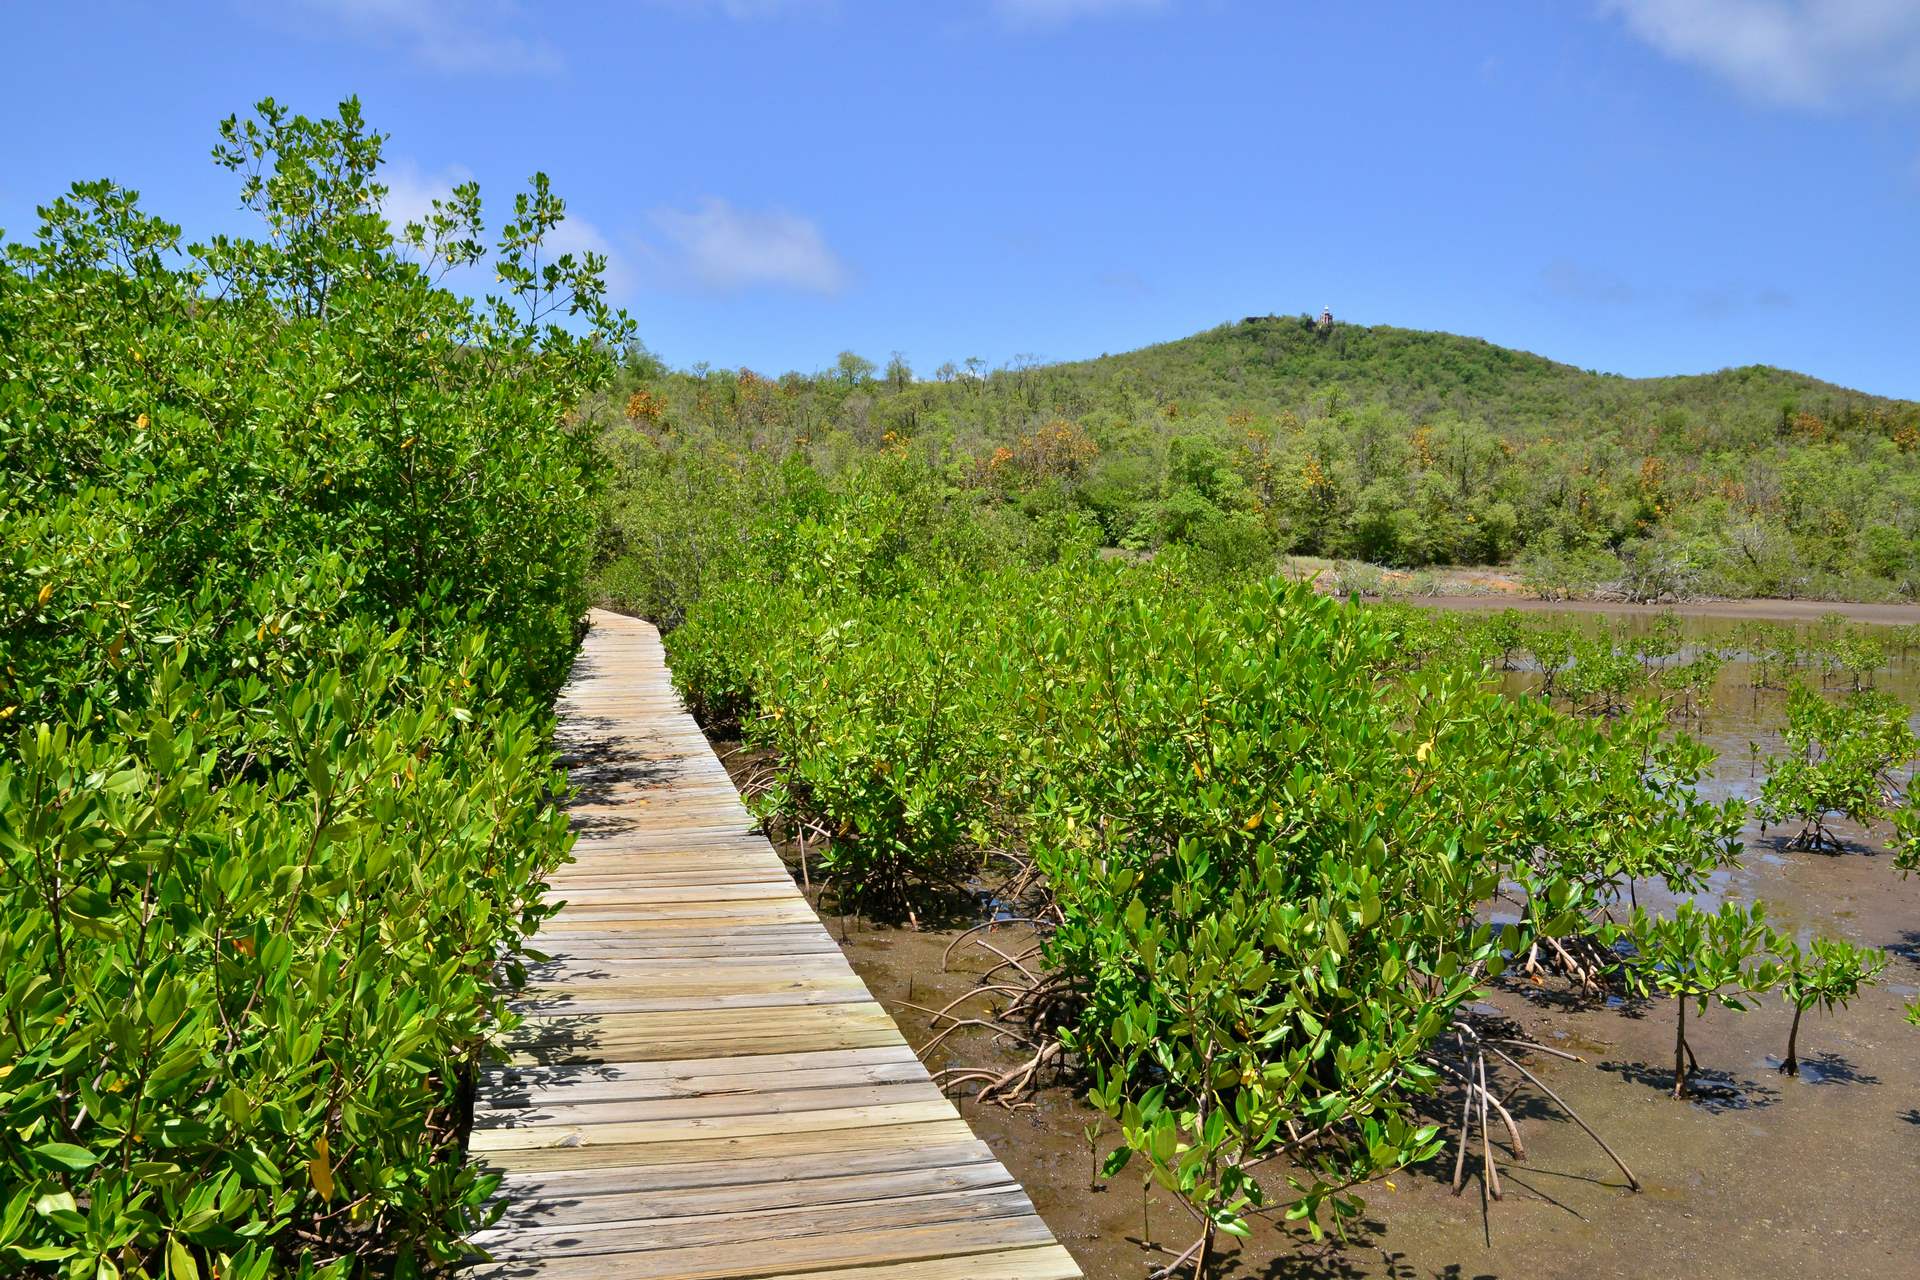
[1478,608,1920,919]
[710,605,1920,1278]
[1325,605,1920,1279]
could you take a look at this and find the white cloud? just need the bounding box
[647,198,848,294]
[379,158,475,232]
[545,212,633,296]
[1095,269,1154,297]
[1689,283,1796,316]
[1541,256,1793,316]
[379,158,632,296]
[292,0,560,73]
[1604,0,1920,107]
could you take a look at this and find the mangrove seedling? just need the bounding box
[1833,631,1887,691]
[1622,900,1779,1099]
[1766,932,1885,1076]
[1890,798,1920,876]
[1758,683,1917,851]
[1633,612,1683,674]
[1560,635,1641,718]
[1657,649,1724,722]
[1485,608,1527,671]
[1525,624,1575,699]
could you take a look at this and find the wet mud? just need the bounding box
[706,611,1920,1278]
[1407,594,1920,628]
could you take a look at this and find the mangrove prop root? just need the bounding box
[901,984,1031,1026]
[1485,1044,1640,1191]
[974,1039,1064,1106]
[916,1016,1032,1057]
[978,947,1046,984]
[1534,933,1614,993]
[941,918,1040,971]
[1149,1231,1208,1280]
[969,937,1039,982]
[1450,1044,1475,1196]
[1491,1036,1583,1063]
[1431,1056,1527,1165]
[1477,1048,1502,1201]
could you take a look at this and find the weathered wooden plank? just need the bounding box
[750,1245,1084,1280]
[474,1080,949,1132]
[484,1140,1002,1204]
[467,610,1078,1278]
[500,1031,908,1068]
[514,965,865,996]
[475,1117,984,1176]
[518,953,862,976]
[521,929,843,956]
[504,1002,901,1040]
[483,1048,915,1087]
[485,1160,1019,1231]
[467,1216,1062,1280]
[539,884,800,905]
[533,905,821,930]
[523,937,841,956]
[470,1100,962,1156]
[508,989,874,1017]
[515,969,866,996]
[475,1186,1040,1259]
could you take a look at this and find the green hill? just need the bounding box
[1038,315,1909,434]
[598,317,1920,607]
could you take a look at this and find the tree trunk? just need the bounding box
[1784,1005,1803,1076]
[1672,998,1688,1099]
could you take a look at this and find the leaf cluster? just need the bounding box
[1,98,626,1276]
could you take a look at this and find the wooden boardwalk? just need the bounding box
[467,609,1081,1280]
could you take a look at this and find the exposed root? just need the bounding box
[1521,930,1617,994]
[1148,1232,1207,1280]
[967,938,1039,983]
[973,1040,1064,1106]
[978,946,1045,983]
[1431,1056,1525,1162]
[1787,824,1842,853]
[921,933,1082,1110]
[916,1015,1030,1057]
[941,918,1040,971]
[1433,1017,1639,1210]
[1483,1043,1639,1190]
[1489,1036,1583,1063]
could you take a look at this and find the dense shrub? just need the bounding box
[582,311,1920,605]
[665,524,1756,1256]
[1759,682,1917,849]
[748,589,995,914]
[0,99,629,1277]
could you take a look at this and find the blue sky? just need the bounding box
[3,1,1917,396]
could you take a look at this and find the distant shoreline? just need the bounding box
[1390,593,1920,627]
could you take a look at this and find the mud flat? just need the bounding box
[708,629,1920,1279]
[813,835,1920,1279]
[1405,593,1920,627]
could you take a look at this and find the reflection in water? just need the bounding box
[1461,608,1920,937]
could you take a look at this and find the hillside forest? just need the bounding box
[590,319,1920,625]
